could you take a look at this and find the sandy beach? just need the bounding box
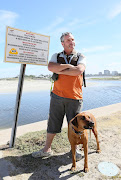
[0,79,121,179]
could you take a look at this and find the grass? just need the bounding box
[4,127,97,172]
[0,75,51,81]
[3,128,72,175]
[9,128,97,157]
[10,128,70,156]
[90,76,121,80]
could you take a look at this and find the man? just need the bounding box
[32,32,86,159]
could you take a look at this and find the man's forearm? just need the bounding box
[48,62,73,73]
[58,64,85,76]
[58,68,81,76]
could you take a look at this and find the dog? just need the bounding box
[68,112,101,173]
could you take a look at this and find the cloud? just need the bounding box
[0,10,18,29]
[0,10,19,43]
[38,17,96,40]
[81,45,112,53]
[51,18,96,35]
[108,2,121,19]
[37,17,64,35]
[45,17,64,32]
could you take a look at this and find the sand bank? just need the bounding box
[0,78,97,94]
[0,79,51,93]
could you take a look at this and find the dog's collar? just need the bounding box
[71,126,83,136]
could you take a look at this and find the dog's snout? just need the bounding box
[89,121,94,127]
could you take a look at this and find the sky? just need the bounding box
[0,0,121,78]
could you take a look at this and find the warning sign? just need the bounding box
[9,48,18,55]
[4,26,50,65]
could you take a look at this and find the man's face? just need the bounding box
[61,34,75,52]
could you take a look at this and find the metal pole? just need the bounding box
[9,64,26,148]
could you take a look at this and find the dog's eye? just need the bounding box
[82,116,85,120]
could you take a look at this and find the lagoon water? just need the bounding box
[0,79,121,129]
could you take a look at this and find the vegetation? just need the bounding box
[0,74,52,81]
[9,128,70,156]
[89,76,121,81]
[1,75,121,81]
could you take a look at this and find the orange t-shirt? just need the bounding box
[52,74,83,100]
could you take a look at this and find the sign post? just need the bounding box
[4,26,50,147]
[10,64,26,147]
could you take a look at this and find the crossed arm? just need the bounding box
[48,62,85,76]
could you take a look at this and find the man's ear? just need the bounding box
[61,42,64,47]
[72,117,78,128]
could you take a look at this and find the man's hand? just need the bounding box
[48,62,85,76]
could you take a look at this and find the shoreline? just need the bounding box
[1,76,121,94]
[0,79,51,94]
[0,102,121,146]
[0,79,99,94]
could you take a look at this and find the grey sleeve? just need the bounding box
[77,54,86,67]
[49,53,58,63]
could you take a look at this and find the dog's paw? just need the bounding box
[96,149,101,153]
[84,167,89,173]
[71,166,76,172]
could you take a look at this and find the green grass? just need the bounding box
[4,128,71,174]
[11,128,70,156]
[11,128,96,156]
[90,77,121,81]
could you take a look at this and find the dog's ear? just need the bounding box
[72,117,78,128]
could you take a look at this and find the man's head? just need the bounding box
[60,32,75,54]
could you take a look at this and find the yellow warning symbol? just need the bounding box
[9,48,18,54]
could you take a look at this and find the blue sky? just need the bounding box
[0,0,121,78]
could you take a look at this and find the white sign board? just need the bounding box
[4,26,50,65]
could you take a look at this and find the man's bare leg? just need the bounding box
[43,133,56,152]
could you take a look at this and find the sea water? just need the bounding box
[0,80,121,129]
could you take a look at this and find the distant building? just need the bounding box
[112,71,118,76]
[99,72,102,76]
[104,70,110,76]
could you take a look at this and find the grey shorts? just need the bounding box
[47,92,83,134]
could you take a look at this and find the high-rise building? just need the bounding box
[112,71,118,76]
[104,70,110,75]
[99,72,102,76]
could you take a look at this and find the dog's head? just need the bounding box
[71,112,94,130]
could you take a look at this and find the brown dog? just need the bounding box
[68,112,101,173]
